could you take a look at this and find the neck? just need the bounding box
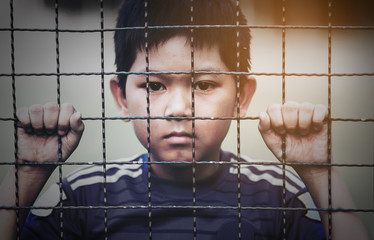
[150,151,222,184]
[152,163,220,183]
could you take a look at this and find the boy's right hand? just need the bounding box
[16,103,84,174]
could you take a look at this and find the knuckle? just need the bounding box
[314,117,323,124]
[16,107,28,118]
[299,127,310,135]
[270,119,283,130]
[44,115,58,127]
[301,102,314,110]
[315,104,327,113]
[314,104,328,120]
[61,102,74,111]
[267,104,280,114]
[273,125,285,134]
[298,121,309,130]
[287,124,297,130]
[282,102,299,112]
[285,125,297,133]
[16,107,31,128]
[285,100,298,106]
[58,123,69,131]
[44,102,59,112]
[29,104,43,114]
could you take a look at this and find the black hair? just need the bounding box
[114,0,251,97]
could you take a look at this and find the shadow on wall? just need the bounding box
[246,0,374,26]
[42,0,374,26]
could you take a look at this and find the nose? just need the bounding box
[164,89,192,119]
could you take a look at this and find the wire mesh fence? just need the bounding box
[0,0,373,239]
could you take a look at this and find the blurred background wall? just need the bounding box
[0,0,373,237]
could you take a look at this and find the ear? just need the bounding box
[237,75,256,117]
[110,76,130,120]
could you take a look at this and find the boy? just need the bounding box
[0,0,370,239]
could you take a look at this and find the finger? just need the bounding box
[43,102,60,135]
[16,107,32,133]
[298,102,314,135]
[281,101,299,133]
[66,112,85,149]
[29,104,44,134]
[267,104,285,135]
[258,111,271,133]
[312,104,328,131]
[58,103,75,136]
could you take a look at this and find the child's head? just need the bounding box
[111,0,256,174]
[114,0,251,97]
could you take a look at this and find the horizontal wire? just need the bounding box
[0,24,373,33]
[1,116,373,122]
[0,116,373,122]
[1,71,374,78]
[0,205,372,213]
[78,116,374,122]
[0,161,372,168]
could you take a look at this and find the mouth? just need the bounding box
[163,131,194,145]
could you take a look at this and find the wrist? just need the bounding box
[294,164,329,181]
[294,157,334,182]
[1,167,51,208]
[16,162,55,177]
[13,165,55,195]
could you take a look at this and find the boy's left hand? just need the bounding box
[258,102,328,178]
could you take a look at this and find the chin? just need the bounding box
[153,150,195,163]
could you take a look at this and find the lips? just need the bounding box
[163,131,193,145]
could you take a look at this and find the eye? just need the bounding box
[194,81,215,91]
[141,82,166,92]
[149,82,165,91]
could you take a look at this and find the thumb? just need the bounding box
[66,112,85,151]
[258,111,275,144]
[258,111,282,158]
[70,111,84,136]
[258,111,271,135]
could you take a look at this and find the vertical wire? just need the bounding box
[189,1,197,239]
[144,1,152,239]
[327,1,333,239]
[235,0,242,239]
[281,0,287,239]
[54,0,64,239]
[10,0,20,239]
[99,0,108,239]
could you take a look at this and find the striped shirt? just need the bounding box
[22,151,325,239]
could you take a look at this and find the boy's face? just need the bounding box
[112,36,255,163]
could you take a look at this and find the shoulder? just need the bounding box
[66,154,146,191]
[31,154,147,217]
[222,151,321,221]
[223,151,305,194]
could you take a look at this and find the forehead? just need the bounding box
[129,36,229,72]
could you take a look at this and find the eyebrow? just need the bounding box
[141,68,231,83]
[145,66,229,74]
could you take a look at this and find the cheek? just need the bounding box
[131,120,147,147]
[195,119,231,144]
[129,96,165,117]
[195,97,236,117]
[132,119,164,148]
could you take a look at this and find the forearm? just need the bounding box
[300,167,370,240]
[0,166,52,239]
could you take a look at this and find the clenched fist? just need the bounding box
[258,101,328,177]
[16,103,84,173]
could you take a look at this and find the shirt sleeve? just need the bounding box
[21,182,82,240]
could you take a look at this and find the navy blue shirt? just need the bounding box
[22,151,325,239]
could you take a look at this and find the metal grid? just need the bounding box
[0,0,373,240]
